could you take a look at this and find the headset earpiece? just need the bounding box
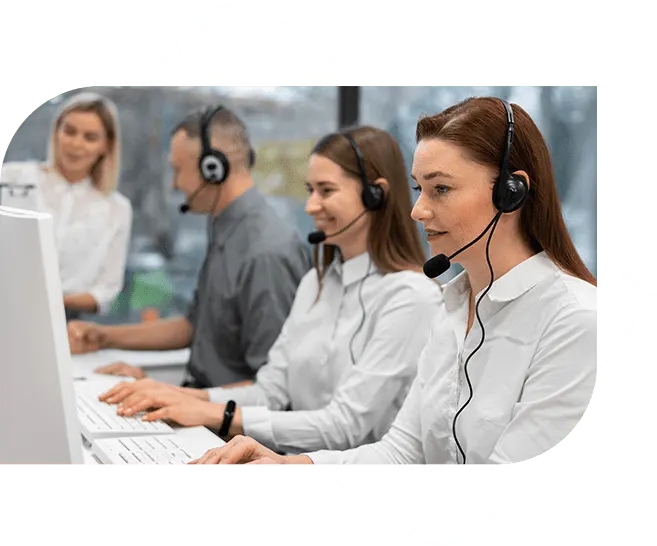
[493,173,528,213]
[362,182,384,211]
[199,151,229,184]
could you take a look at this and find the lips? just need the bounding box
[64,153,85,163]
[426,230,448,241]
[314,218,335,229]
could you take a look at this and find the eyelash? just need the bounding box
[305,186,334,196]
[412,185,450,195]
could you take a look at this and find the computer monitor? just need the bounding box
[0,206,83,464]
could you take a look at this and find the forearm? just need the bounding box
[64,293,99,313]
[102,317,193,351]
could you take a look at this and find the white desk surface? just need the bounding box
[71,349,190,378]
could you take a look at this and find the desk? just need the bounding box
[71,348,191,385]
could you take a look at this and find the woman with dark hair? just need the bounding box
[192,97,597,464]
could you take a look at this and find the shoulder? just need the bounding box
[106,191,133,215]
[536,271,596,330]
[378,269,444,304]
[239,248,310,284]
[530,273,597,365]
[244,198,305,247]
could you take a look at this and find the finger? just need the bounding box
[206,436,249,465]
[142,407,169,422]
[117,394,152,416]
[100,382,136,403]
[196,448,224,465]
[219,442,256,464]
[120,390,168,415]
[98,382,129,402]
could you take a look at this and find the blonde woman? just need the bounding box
[1,92,132,318]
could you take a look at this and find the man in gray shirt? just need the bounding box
[68,106,311,387]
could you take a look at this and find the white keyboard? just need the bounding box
[74,381,174,440]
[92,436,195,465]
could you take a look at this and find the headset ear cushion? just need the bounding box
[363,183,385,211]
[199,152,229,184]
[249,148,256,168]
[494,174,528,213]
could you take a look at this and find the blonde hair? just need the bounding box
[47,92,121,195]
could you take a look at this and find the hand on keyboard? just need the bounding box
[190,435,302,465]
[117,388,198,417]
[140,397,225,429]
[99,379,208,404]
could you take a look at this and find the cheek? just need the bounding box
[88,141,107,158]
[454,192,495,234]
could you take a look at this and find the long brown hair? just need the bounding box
[311,126,427,282]
[48,92,121,195]
[416,97,596,286]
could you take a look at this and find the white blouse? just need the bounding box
[0,161,132,313]
[308,251,597,464]
[206,252,444,454]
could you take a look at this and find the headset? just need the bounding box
[198,105,256,185]
[450,99,529,464]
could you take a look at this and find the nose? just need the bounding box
[66,134,86,151]
[305,191,322,216]
[411,193,434,223]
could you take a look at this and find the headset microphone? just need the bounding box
[179,184,207,214]
[423,214,502,278]
[307,209,368,245]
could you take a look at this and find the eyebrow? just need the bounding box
[305,180,338,187]
[410,170,455,181]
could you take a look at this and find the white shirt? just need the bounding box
[206,252,444,454]
[308,251,597,464]
[0,161,132,313]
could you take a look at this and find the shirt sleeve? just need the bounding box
[487,306,597,464]
[236,252,301,374]
[88,196,133,314]
[241,283,442,454]
[307,366,428,464]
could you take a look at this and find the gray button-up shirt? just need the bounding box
[185,187,311,387]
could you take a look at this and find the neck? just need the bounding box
[55,162,90,185]
[462,236,536,299]
[336,231,369,262]
[211,174,254,216]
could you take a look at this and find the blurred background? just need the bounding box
[2,86,597,325]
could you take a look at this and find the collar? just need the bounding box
[41,163,93,193]
[211,187,265,248]
[50,169,92,193]
[441,251,558,313]
[327,251,378,288]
